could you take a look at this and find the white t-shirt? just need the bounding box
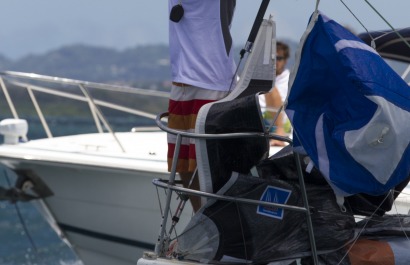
[259,69,290,109]
[169,0,237,91]
[275,69,290,103]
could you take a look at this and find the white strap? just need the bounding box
[306,159,314,173]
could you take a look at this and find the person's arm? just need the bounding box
[265,87,286,146]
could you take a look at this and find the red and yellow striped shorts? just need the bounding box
[167,83,228,173]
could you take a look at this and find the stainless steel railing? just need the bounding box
[153,112,319,264]
[0,71,169,151]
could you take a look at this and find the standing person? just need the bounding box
[167,0,237,211]
[260,41,291,146]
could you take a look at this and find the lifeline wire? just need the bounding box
[364,0,410,50]
[267,104,283,133]
[340,0,410,51]
[340,0,380,48]
[340,0,370,35]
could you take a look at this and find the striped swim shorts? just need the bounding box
[167,83,228,173]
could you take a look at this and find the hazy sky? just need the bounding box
[1,0,409,60]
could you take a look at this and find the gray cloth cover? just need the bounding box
[174,173,355,263]
[195,18,275,200]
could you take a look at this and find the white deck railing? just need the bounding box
[0,71,169,151]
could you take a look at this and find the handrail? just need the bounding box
[153,178,309,212]
[27,86,53,138]
[78,83,125,152]
[154,112,319,263]
[0,71,167,151]
[0,71,170,98]
[156,112,292,143]
[7,80,159,120]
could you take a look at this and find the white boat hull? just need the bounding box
[0,131,193,265]
[42,163,166,265]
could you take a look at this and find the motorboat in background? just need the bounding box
[0,71,194,265]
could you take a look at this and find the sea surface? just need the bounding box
[0,116,158,265]
[0,198,82,265]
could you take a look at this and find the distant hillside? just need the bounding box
[0,44,172,89]
[0,40,299,88]
[0,55,11,70]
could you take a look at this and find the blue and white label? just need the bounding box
[257,185,292,220]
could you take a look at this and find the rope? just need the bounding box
[267,104,284,133]
[336,190,393,265]
[3,169,38,261]
[340,0,370,35]
[315,0,320,13]
[391,203,410,241]
[228,54,243,94]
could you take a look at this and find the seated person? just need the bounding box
[259,41,291,146]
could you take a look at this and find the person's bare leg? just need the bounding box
[179,172,201,212]
[265,88,286,146]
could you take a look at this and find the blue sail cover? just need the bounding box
[285,11,410,196]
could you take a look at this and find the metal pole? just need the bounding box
[27,87,53,139]
[294,152,319,264]
[155,133,182,256]
[0,77,19,119]
[78,84,126,152]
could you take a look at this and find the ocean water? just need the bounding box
[0,180,82,265]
